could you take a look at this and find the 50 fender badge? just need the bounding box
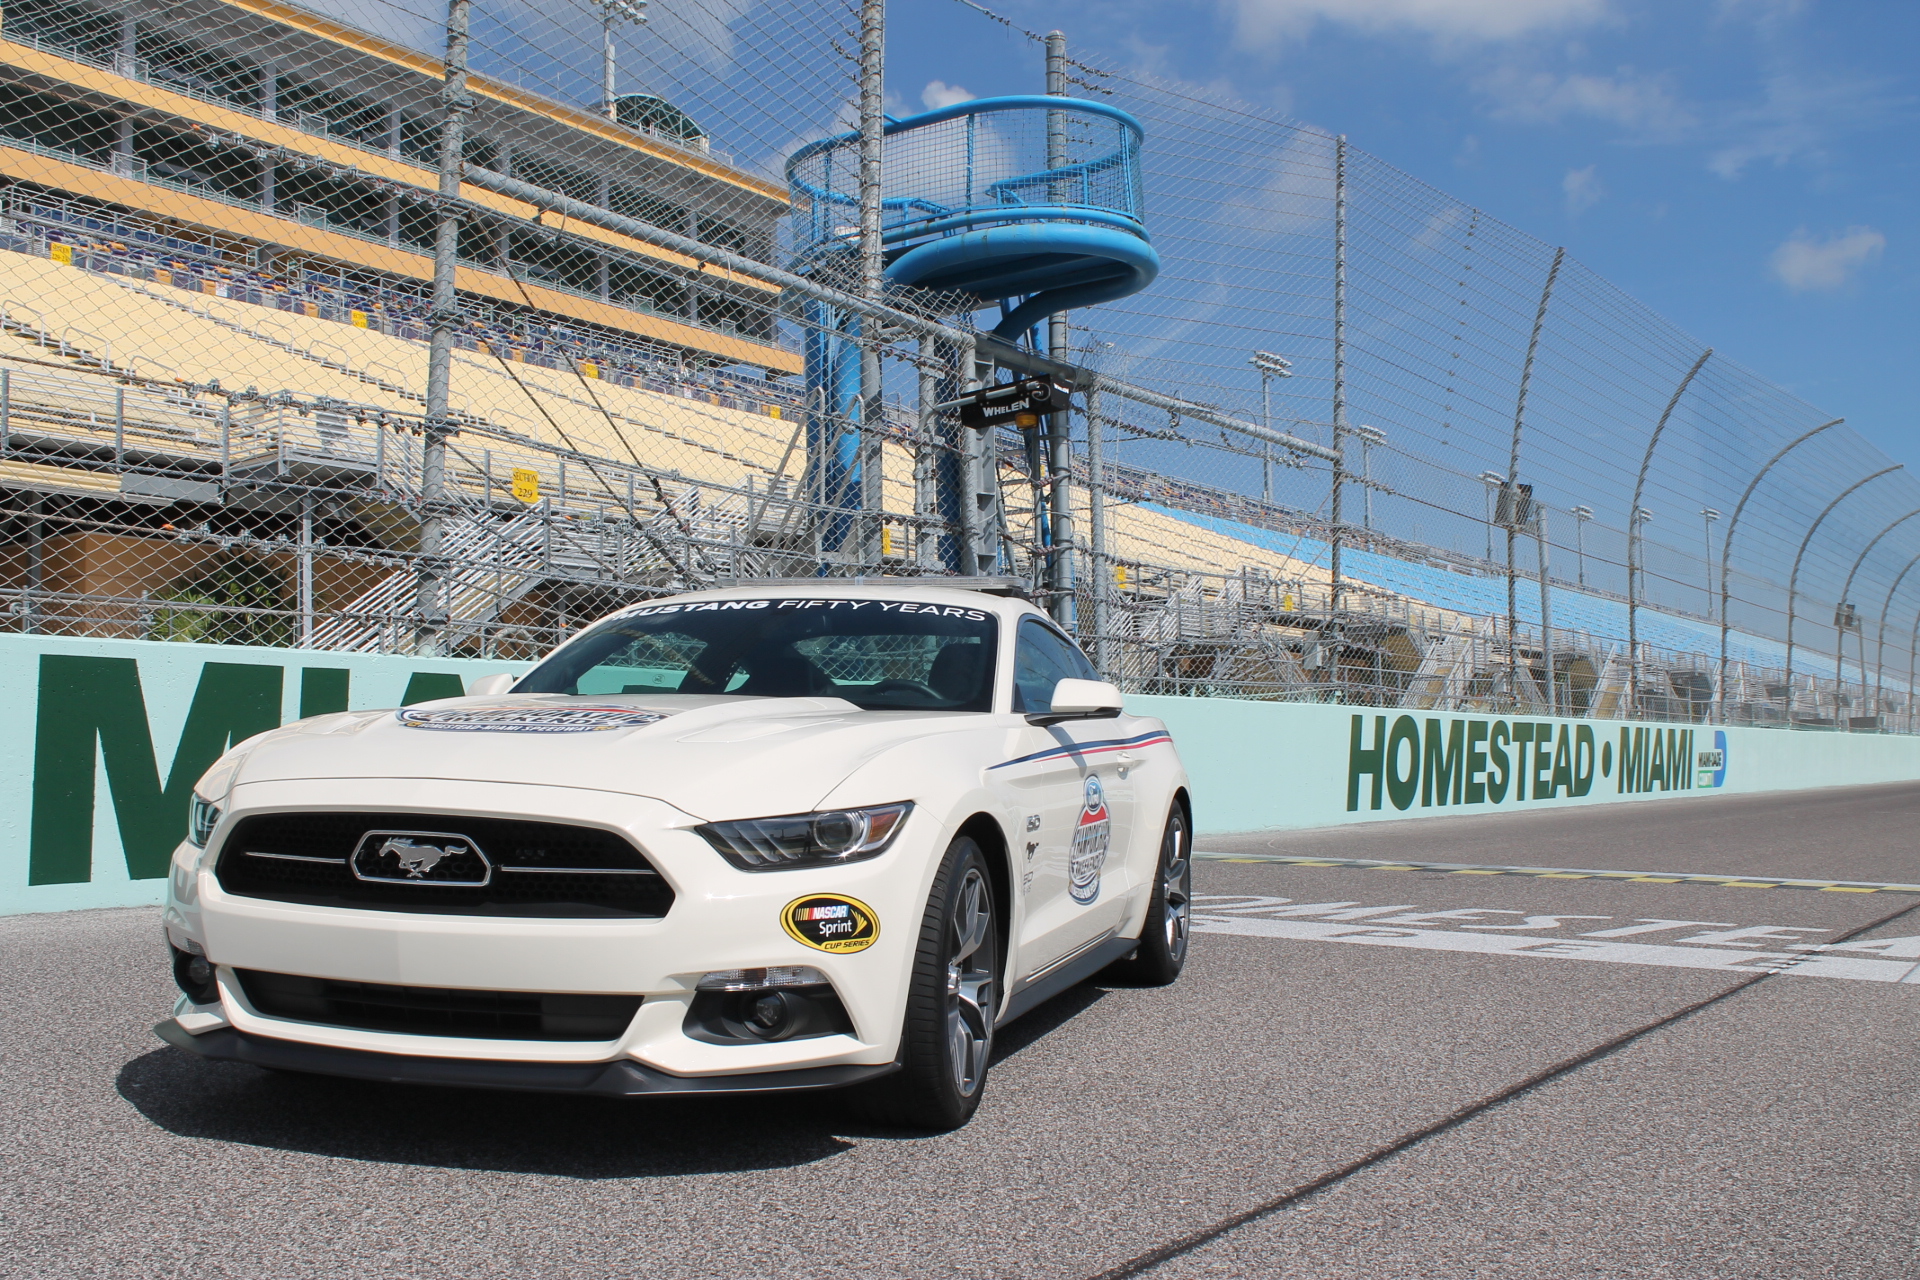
[782,894,879,954]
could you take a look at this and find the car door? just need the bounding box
[996,617,1138,976]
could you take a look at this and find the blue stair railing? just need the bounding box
[786,97,1158,564]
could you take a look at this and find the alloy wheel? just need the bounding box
[1162,815,1192,963]
[945,865,995,1096]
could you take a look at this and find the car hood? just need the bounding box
[230,694,986,820]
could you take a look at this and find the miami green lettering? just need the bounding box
[401,671,467,705]
[1422,718,1465,807]
[1347,715,1387,812]
[1572,725,1595,796]
[1532,724,1554,798]
[29,656,282,884]
[1386,715,1421,811]
[1488,721,1512,803]
[1465,720,1489,804]
[300,667,350,718]
[1512,722,1536,799]
[1549,726,1573,798]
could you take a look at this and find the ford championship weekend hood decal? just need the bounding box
[395,704,671,734]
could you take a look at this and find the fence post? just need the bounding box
[297,491,314,647]
[1087,383,1107,673]
[1329,134,1348,681]
[1536,508,1554,712]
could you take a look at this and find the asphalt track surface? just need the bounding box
[4,783,1918,1279]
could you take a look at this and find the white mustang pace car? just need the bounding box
[158,581,1191,1129]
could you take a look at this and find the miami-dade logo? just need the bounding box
[1069,774,1111,905]
[350,830,492,886]
[1696,730,1728,789]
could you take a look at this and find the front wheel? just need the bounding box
[1104,803,1191,986]
[848,836,999,1131]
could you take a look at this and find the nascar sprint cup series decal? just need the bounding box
[782,895,880,954]
[1069,774,1112,905]
[396,705,669,733]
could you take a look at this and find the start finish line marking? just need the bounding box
[1195,853,1920,896]
[1192,895,1920,985]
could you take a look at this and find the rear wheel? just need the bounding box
[1105,804,1191,986]
[848,836,998,1131]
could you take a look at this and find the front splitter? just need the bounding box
[155,1021,898,1097]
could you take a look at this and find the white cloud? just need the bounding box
[1477,66,1694,134]
[1769,227,1885,291]
[1228,0,1610,44]
[1706,70,1905,178]
[1563,164,1603,215]
[921,80,974,111]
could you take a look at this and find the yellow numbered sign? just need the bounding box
[510,468,541,504]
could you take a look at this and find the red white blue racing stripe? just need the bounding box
[988,729,1174,771]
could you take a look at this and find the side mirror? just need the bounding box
[467,673,518,697]
[1029,678,1124,726]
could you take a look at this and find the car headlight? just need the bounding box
[187,791,221,849]
[695,802,912,872]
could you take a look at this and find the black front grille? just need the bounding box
[236,970,643,1041]
[215,812,674,918]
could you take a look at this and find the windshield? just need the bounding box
[514,597,999,713]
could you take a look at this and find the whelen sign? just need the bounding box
[956,378,1072,430]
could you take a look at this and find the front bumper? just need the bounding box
[165,777,939,1080]
[154,1021,897,1096]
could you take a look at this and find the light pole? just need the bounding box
[1700,508,1720,606]
[1715,417,1844,723]
[591,0,649,120]
[1479,471,1504,561]
[1781,465,1902,726]
[1250,351,1292,505]
[1571,505,1592,587]
[1356,423,1385,531]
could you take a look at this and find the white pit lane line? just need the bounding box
[1192,896,1920,985]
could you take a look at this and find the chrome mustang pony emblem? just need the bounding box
[384,837,456,878]
[350,830,492,886]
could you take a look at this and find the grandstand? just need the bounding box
[0,0,1902,731]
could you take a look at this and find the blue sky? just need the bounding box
[888,0,1917,468]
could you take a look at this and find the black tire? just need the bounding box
[847,836,999,1131]
[1104,803,1192,986]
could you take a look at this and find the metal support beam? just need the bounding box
[418,0,471,656]
[1044,30,1075,626]
[1831,507,1920,728]
[1626,346,1711,713]
[1782,465,1901,724]
[1714,418,1843,721]
[1505,245,1564,705]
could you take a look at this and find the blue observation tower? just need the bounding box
[785,96,1158,562]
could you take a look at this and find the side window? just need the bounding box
[1012,618,1100,713]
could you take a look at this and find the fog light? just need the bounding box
[745,990,799,1040]
[683,972,855,1046]
[171,945,218,1005]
